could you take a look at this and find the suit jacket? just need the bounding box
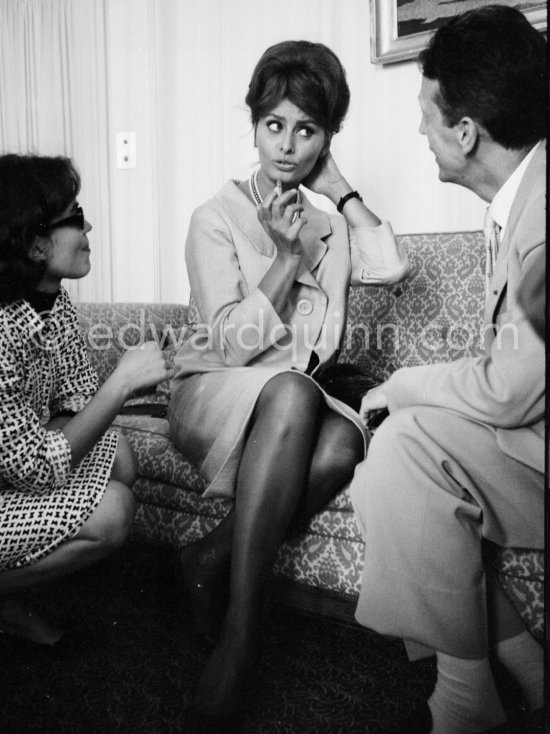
[385,141,546,473]
[173,180,408,379]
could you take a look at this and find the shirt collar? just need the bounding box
[489,141,541,237]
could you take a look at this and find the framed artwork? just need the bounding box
[370,0,547,64]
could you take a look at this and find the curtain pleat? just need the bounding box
[0,0,112,301]
[0,0,491,304]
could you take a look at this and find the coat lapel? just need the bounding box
[484,141,546,325]
[294,194,331,289]
[220,181,332,289]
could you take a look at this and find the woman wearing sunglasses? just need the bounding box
[0,154,171,644]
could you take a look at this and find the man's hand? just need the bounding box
[359,382,389,427]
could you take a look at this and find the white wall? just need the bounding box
[101,0,487,303]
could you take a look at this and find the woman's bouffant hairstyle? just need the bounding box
[245,40,350,136]
[418,5,547,149]
[0,154,80,304]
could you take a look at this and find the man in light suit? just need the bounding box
[350,6,546,734]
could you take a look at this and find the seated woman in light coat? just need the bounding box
[168,40,409,721]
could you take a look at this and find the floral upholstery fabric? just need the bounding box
[76,233,543,639]
[489,546,545,641]
[132,479,232,547]
[112,415,206,495]
[77,302,188,400]
[341,232,486,380]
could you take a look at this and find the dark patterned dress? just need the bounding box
[0,287,118,571]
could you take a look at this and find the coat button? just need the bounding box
[297,298,313,315]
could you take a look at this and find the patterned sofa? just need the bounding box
[76,231,544,641]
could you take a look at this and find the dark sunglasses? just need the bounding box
[38,205,85,236]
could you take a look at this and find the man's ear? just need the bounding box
[456,117,479,154]
[28,238,49,264]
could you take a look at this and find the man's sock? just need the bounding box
[428,652,507,734]
[494,630,543,712]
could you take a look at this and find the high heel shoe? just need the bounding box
[0,599,63,646]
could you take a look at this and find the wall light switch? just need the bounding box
[116,132,136,169]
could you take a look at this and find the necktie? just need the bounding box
[484,208,501,296]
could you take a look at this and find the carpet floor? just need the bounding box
[0,538,541,734]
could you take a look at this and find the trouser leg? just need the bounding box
[349,406,543,658]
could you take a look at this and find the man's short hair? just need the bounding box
[418,5,547,149]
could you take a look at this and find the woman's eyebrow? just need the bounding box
[268,112,317,125]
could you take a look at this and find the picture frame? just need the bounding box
[370,1,547,64]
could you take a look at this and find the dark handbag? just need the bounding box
[315,363,379,413]
[315,363,390,431]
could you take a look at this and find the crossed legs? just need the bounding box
[189,372,364,717]
[350,406,544,733]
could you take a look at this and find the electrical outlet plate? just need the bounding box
[116,132,136,169]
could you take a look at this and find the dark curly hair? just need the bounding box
[418,5,547,149]
[245,40,350,136]
[0,154,81,304]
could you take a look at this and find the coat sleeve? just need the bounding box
[385,206,545,429]
[0,319,72,494]
[349,221,410,286]
[385,311,544,428]
[49,295,99,416]
[186,202,285,367]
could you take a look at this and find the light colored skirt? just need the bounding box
[168,367,367,499]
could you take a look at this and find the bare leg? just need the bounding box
[110,432,138,486]
[0,480,135,594]
[194,374,362,717]
[0,437,136,643]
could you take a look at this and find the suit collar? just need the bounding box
[485,139,546,320]
[489,141,541,234]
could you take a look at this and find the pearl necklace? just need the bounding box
[248,169,301,206]
[248,169,264,206]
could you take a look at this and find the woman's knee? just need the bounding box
[78,482,136,553]
[314,417,364,479]
[110,434,138,487]
[254,372,321,426]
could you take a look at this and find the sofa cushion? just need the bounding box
[113,415,206,496]
[131,479,231,546]
[77,302,188,400]
[490,546,544,641]
[342,232,485,381]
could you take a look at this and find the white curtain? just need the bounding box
[0,0,112,301]
[153,0,487,304]
[154,0,366,304]
[0,0,489,304]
